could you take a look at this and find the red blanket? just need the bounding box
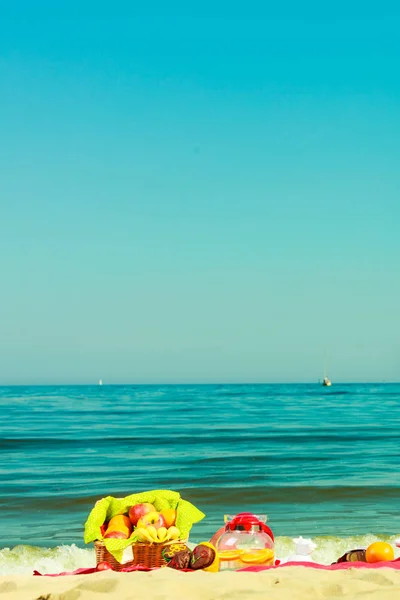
[33,565,154,576]
[34,558,400,577]
[238,558,400,572]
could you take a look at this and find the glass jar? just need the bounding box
[216,513,274,570]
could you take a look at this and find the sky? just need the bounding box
[0,2,399,384]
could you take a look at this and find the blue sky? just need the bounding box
[0,3,399,384]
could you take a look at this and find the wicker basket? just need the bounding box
[95,539,187,570]
[132,541,171,568]
[94,541,134,571]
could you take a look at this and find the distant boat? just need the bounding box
[322,376,332,387]
[99,379,103,386]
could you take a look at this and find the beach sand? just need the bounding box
[1,567,399,600]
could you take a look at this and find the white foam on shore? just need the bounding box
[0,535,399,575]
[274,534,400,565]
[0,544,95,575]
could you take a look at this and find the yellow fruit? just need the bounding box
[240,549,274,565]
[366,542,394,563]
[198,542,220,572]
[136,527,154,543]
[108,515,132,530]
[146,525,159,542]
[157,527,168,542]
[161,509,177,528]
[166,526,180,540]
[218,550,243,561]
[137,511,163,529]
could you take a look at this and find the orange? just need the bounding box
[240,549,274,565]
[366,542,394,563]
[161,509,177,528]
[218,550,243,561]
[108,515,131,530]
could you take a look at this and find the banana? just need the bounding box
[136,525,177,544]
[165,526,180,541]
[157,527,168,542]
[136,527,154,543]
[146,525,159,542]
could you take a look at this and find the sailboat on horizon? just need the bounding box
[322,353,332,386]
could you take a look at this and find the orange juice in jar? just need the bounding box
[216,513,274,571]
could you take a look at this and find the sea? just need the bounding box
[1,383,399,574]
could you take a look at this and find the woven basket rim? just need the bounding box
[95,538,187,548]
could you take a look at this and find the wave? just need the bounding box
[2,426,399,448]
[2,485,400,512]
[0,544,95,576]
[180,485,400,504]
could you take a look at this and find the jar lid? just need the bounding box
[225,513,274,541]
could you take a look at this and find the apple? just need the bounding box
[128,502,157,526]
[104,530,129,539]
[137,511,167,530]
[96,561,114,571]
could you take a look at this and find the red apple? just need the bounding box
[128,502,157,526]
[104,530,129,539]
[96,561,114,571]
[137,511,167,530]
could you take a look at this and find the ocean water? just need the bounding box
[1,383,399,574]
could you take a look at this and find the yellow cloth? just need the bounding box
[84,489,205,563]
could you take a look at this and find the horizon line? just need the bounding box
[0,381,398,387]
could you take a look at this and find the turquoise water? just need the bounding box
[1,383,399,573]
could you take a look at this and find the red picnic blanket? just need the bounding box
[239,558,400,572]
[34,558,400,577]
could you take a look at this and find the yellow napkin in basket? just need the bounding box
[84,489,205,563]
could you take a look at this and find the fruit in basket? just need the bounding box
[104,522,131,539]
[137,511,166,529]
[136,527,156,542]
[128,502,157,526]
[104,529,130,539]
[96,561,114,571]
[108,515,132,530]
[146,526,159,541]
[102,514,133,539]
[165,526,180,541]
[160,508,177,528]
[136,525,181,543]
[156,527,168,542]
